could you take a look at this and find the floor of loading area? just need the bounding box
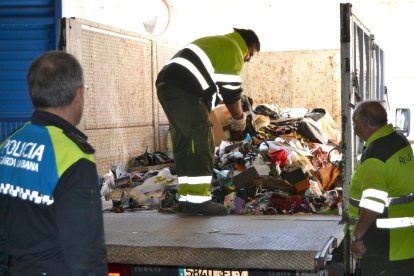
[104,211,346,271]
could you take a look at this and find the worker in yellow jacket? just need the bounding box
[349,100,414,275]
[156,28,260,215]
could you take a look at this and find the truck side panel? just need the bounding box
[340,2,386,273]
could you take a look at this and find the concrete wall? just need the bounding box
[63,18,178,175]
[242,50,341,123]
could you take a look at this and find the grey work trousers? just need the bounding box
[156,84,215,190]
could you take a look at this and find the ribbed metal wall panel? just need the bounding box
[0,0,61,141]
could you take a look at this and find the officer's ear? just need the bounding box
[73,85,85,105]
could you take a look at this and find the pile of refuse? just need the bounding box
[101,99,343,216]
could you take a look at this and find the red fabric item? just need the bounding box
[270,192,291,211]
[269,149,288,167]
[269,192,302,212]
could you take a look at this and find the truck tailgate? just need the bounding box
[104,211,346,271]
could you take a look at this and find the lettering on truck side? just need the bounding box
[179,269,247,276]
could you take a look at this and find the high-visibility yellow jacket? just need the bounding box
[349,124,414,261]
[156,31,248,110]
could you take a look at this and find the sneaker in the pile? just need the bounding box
[177,201,228,216]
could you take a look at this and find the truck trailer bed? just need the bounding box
[104,211,346,271]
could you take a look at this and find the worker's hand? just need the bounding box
[230,112,247,131]
[351,240,366,259]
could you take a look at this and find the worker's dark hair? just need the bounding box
[233,28,261,51]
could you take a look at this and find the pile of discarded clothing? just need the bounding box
[101,100,343,216]
[100,149,176,213]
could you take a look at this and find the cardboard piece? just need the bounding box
[255,176,294,193]
[210,104,232,146]
[280,167,310,194]
[233,167,260,189]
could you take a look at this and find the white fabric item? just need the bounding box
[314,111,342,144]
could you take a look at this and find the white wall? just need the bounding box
[62,0,414,116]
[63,0,344,51]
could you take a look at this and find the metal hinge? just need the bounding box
[314,236,335,270]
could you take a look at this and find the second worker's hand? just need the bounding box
[230,112,247,131]
[351,240,366,259]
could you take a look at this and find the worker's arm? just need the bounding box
[225,99,243,120]
[226,99,247,132]
[351,207,379,256]
[54,159,108,275]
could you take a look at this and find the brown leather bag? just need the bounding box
[312,164,340,191]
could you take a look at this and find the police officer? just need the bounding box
[0,51,107,275]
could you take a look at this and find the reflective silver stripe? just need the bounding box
[222,84,242,90]
[360,198,385,213]
[351,193,414,209]
[185,44,221,109]
[186,44,215,76]
[188,176,212,185]
[185,44,224,108]
[178,176,212,185]
[186,44,241,86]
[178,176,188,184]
[211,92,223,107]
[178,195,212,203]
[377,217,414,229]
[215,73,241,84]
[167,57,209,90]
[362,188,388,206]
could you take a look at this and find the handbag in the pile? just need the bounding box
[131,147,173,167]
